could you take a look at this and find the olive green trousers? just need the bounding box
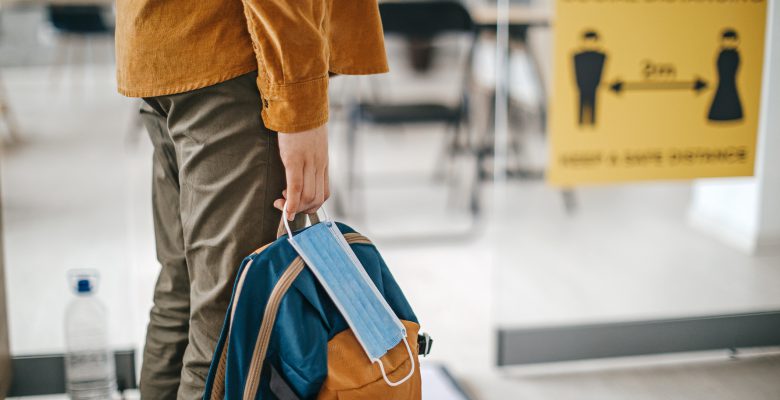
[138,72,296,399]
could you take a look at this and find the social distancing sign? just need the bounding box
[547,0,767,186]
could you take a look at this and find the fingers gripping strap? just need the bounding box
[278,203,329,239]
[374,337,416,387]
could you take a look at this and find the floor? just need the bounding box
[1,12,779,399]
[470,352,780,400]
[9,355,780,400]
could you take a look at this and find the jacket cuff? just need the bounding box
[259,76,329,133]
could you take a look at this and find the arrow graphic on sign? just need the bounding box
[609,78,709,94]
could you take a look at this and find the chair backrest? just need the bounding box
[47,5,111,34]
[379,1,474,37]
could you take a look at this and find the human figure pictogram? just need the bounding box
[708,29,743,122]
[573,30,607,127]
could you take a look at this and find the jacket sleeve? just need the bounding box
[240,0,329,133]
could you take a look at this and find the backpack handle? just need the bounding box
[276,203,331,239]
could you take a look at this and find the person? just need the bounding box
[573,30,607,127]
[114,2,389,398]
[708,29,743,122]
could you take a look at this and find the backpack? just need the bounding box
[203,216,431,399]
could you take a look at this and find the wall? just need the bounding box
[689,0,780,254]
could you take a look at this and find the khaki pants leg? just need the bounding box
[138,72,290,400]
[139,100,190,399]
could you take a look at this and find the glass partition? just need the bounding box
[1,0,778,398]
[0,4,150,362]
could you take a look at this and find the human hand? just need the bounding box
[274,125,329,220]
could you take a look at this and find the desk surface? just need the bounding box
[471,4,552,27]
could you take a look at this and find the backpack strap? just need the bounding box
[209,232,372,400]
[243,256,306,400]
[208,255,260,400]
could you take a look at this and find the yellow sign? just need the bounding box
[547,0,767,186]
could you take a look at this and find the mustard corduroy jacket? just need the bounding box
[116,0,389,132]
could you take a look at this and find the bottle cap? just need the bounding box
[76,279,92,293]
[68,269,99,295]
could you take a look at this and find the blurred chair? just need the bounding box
[471,27,577,213]
[41,5,114,83]
[471,28,547,180]
[48,5,110,33]
[343,0,480,218]
[0,5,21,145]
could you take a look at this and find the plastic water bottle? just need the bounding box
[64,271,117,399]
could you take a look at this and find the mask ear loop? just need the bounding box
[373,336,416,387]
[282,202,331,239]
[282,203,294,238]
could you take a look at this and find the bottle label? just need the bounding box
[65,350,114,380]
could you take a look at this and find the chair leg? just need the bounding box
[72,35,86,87]
[0,104,20,145]
[470,169,481,217]
[477,91,496,182]
[50,34,70,89]
[523,36,548,135]
[442,122,459,209]
[465,119,482,217]
[124,100,145,146]
[345,111,361,218]
[561,188,577,215]
[433,120,460,183]
[0,74,20,144]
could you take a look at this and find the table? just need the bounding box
[470,4,552,28]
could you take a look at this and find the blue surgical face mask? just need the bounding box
[282,207,415,387]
